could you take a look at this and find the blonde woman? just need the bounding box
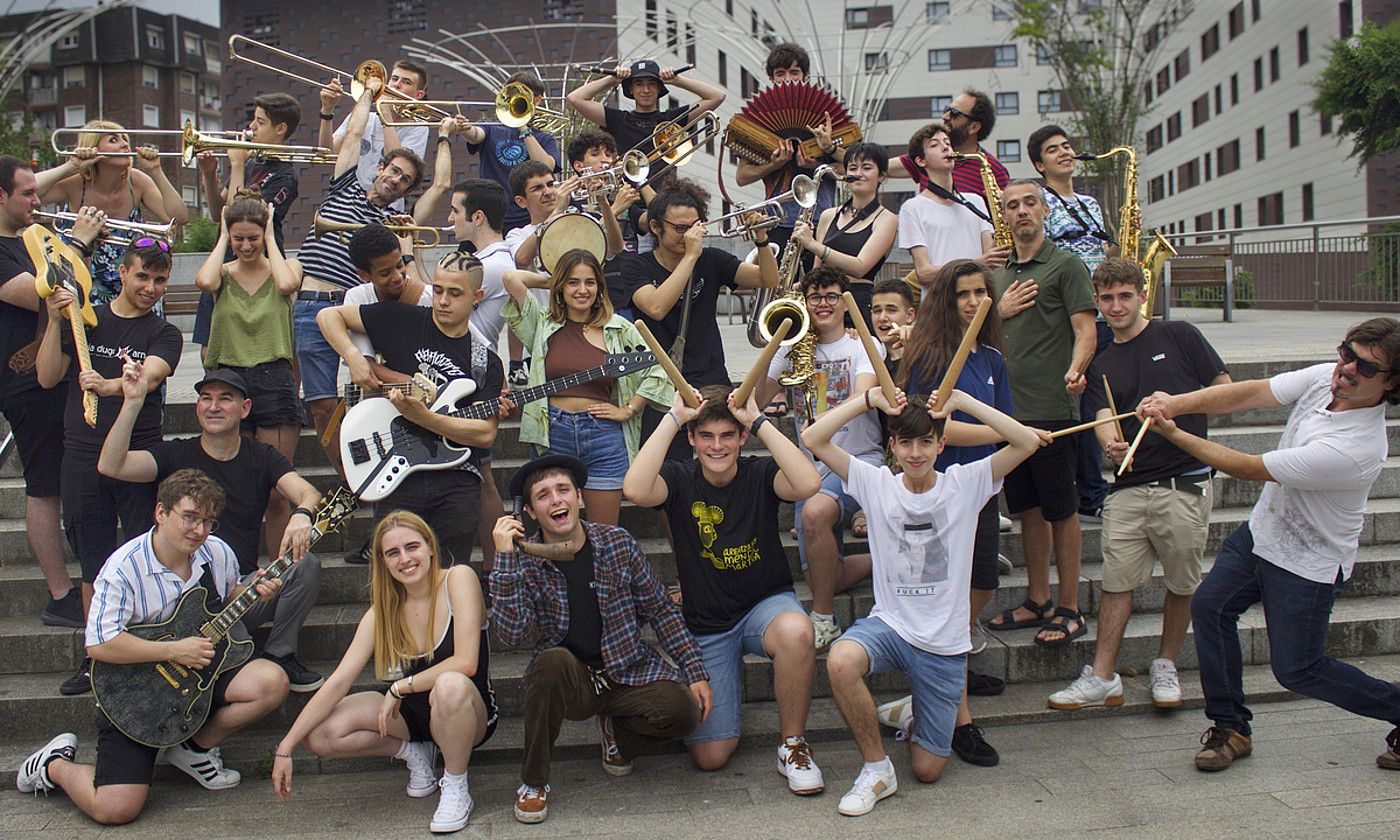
[37,120,190,304]
[271,512,497,834]
[503,248,673,525]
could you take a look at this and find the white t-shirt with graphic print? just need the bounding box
[768,332,882,473]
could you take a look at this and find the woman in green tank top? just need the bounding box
[195,188,302,557]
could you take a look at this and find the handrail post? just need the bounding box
[1312,224,1321,311]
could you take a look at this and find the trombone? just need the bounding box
[51,126,243,158]
[179,122,333,166]
[313,214,442,248]
[228,34,389,101]
[376,82,569,132]
[712,173,820,239]
[33,211,174,248]
[626,112,721,172]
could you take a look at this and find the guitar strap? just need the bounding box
[669,272,696,367]
[197,556,224,615]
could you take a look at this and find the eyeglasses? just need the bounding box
[943,106,968,120]
[132,237,170,252]
[805,292,843,305]
[1337,343,1392,378]
[177,511,219,532]
[658,218,699,235]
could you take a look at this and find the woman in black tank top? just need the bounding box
[271,511,496,833]
[788,142,899,333]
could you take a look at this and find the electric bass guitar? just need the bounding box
[24,225,98,426]
[341,350,656,501]
[90,488,357,748]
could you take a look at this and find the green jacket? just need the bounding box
[505,292,674,457]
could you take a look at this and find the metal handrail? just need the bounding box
[1159,215,1400,240]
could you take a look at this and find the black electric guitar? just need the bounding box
[341,350,657,501]
[90,489,357,748]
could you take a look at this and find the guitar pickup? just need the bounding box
[371,431,388,457]
[155,663,181,689]
[348,439,369,466]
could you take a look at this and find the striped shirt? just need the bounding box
[294,169,392,291]
[87,531,240,647]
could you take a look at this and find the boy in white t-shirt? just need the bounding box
[896,121,1009,295]
[802,387,1043,817]
[760,266,880,650]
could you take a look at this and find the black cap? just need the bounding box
[508,454,588,501]
[621,59,669,100]
[193,368,249,399]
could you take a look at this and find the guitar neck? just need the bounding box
[68,308,93,371]
[451,362,615,420]
[201,524,327,641]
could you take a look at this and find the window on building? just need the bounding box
[846,8,870,27]
[1149,175,1165,203]
[1229,3,1245,39]
[1201,23,1220,60]
[1234,203,1243,227]
[1320,113,1331,135]
[1269,46,1280,81]
[927,1,950,23]
[142,105,160,127]
[666,11,677,50]
[1195,212,1213,232]
[717,50,727,87]
[1218,139,1241,175]
[62,66,83,88]
[994,45,1017,67]
[1174,50,1190,80]
[1144,80,1153,107]
[928,49,950,71]
[751,9,759,35]
[740,68,757,98]
[183,33,202,55]
[1230,74,1239,106]
[1219,208,1227,229]
[1192,94,1210,127]
[1036,44,1052,66]
[181,185,198,208]
[992,5,1012,20]
[866,52,890,73]
[995,91,1019,114]
[1168,170,1175,196]
[1178,159,1201,191]
[179,109,196,130]
[1294,27,1309,66]
[1166,111,1182,141]
[1146,124,1164,153]
[1339,1,1354,38]
[179,72,195,94]
[1156,66,1171,95]
[645,0,657,39]
[1252,0,1262,22]
[1255,126,1266,160]
[997,140,1021,163]
[1253,57,1264,91]
[931,95,953,115]
[1204,151,1213,181]
[59,33,79,49]
[1258,191,1283,225]
[1289,110,1300,147]
[1301,182,1315,221]
[63,105,85,127]
[685,24,696,66]
[146,25,164,50]
[1038,90,1063,113]
[1213,84,1223,115]
[142,65,159,89]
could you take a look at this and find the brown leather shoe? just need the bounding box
[1377,727,1400,770]
[1195,727,1252,771]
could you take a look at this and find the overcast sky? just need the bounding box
[2,0,219,27]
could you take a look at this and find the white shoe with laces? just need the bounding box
[1047,664,1124,711]
[16,733,76,794]
[399,740,439,798]
[429,773,473,833]
[776,736,824,795]
[837,760,898,817]
[876,695,914,741]
[1151,658,1183,708]
[166,741,241,790]
[809,612,841,649]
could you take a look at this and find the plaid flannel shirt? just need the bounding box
[490,520,709,687]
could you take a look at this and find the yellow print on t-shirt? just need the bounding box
[690,502,761,571]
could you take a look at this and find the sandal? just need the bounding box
[851,510,868,538]
[986,598,1053,631]
[1035,607,1088,648]
[763,395,788,417]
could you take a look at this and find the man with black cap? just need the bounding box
[98,364,326,692]
[491,454,710,825]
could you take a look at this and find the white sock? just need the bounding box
[863,756,893,775]
[811,611,834,622]
[441,770,468,786]
[393,740,412,761]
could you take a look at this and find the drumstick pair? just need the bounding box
[1101,374,1151,476]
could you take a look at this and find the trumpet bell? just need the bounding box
[757,297,810,348]
[621,149,650,184]
[351,60,387,99]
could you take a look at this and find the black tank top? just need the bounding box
[404,608,499,728]
[822,206,888,282]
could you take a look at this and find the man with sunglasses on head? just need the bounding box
[1135,318,1400,773]
[891,90,1009,203]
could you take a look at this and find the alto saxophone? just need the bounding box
[952,152,1012,248]
[1076,147,1178,318]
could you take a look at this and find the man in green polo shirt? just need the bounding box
[985,180,1097,647]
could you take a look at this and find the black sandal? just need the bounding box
[987,598,1053,631]
[763,395,788,417]
[1035,607,1088,648]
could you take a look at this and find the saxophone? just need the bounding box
[1075,147,1178,318]
[952,152,1012,247]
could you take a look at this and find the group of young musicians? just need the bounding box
[3,39,1400,835]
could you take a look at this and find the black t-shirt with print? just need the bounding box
[556,537,604,669]
[617,247,740,387]
[658,455,792,635]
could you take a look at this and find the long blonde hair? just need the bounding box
[75,119,130,184]
[369,510,444,680]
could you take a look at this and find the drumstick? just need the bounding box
[930,297,991,412]
[731,319,791,408]
[633,320,699,407]
[901,268,920,294]
[1046,412,1135,440]
[841,291,898,405]
[1102,375,1126,442]
[1117,417,1154,477]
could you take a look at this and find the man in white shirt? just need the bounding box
[1138,318,1400,772]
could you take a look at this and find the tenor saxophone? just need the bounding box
[1075,147,1178,318]
[952,152,1012,248]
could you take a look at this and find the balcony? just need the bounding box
[200,95,222,112]
[205,56,222,76]
[29,87,57,105]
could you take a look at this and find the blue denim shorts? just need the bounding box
[543,405,630,490]
[794,468,861,570]
[685,590,805,744]
[294,299,341,402]
[837,616,966,757]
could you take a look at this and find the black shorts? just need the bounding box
[0,387,66,498]
[400,689,498,748]
[970,498,1001,591]
[1003,420,1079,522]
[224,359,302,431]
[192,291,215,346]
[373,470,482,567]
[61,450,157,583]
[93,665,238,788]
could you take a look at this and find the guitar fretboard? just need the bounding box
[444,352,654,421]
[200,524,325,641]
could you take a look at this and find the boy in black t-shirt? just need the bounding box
[36,241,182,696]
[623,384,826,793]
[319,253,502,566]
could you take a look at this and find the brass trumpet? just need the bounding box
[712,172,820,239]
[228,34,388,101]
[179,122,333,166]
[313,214,441,248]
[33,211,174,248]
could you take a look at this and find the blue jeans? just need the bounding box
[1192,524,1400,736]
[294,299,340,401]
[838,616,966,757]
[542,406,629,491]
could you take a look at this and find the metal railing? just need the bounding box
[1160,215,1400,312]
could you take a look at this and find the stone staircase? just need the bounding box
[2,355,1398,784]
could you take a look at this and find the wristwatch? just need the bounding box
[519,127,533,139]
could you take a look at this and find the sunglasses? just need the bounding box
[1337,343,1392,379]
[132,237,170,252]
[943,106,968,120]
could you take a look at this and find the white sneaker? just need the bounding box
[875,695,914,741]
[776,737,824,795]
[17,733,76,794]
[166,741,241,789]
[399,740,439,798]
[430,773,473,833]
[1047,665,1124,711]
[810,612,841,649]
[969,619,988,655]
[1150,658,1183,708]
[837,760,898,817]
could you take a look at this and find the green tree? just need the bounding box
[1011,0,1175,236]
[0,99,58,168]
[1313,20,1400,165]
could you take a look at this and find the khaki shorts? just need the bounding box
[1101,477,1212,595]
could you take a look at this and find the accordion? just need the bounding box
[725,80,862,165]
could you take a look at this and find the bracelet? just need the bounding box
[750,415,768,437]
[438,136,451,144]
[274,752,292,759]
[667,409,682,427]
[821,245,831,261]
[865,389,873,410]
[406,674,415,693]
[319,112,334,121]
[291,507,314,520]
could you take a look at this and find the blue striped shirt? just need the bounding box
[86,531,240,648]
[294,169,392,291]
